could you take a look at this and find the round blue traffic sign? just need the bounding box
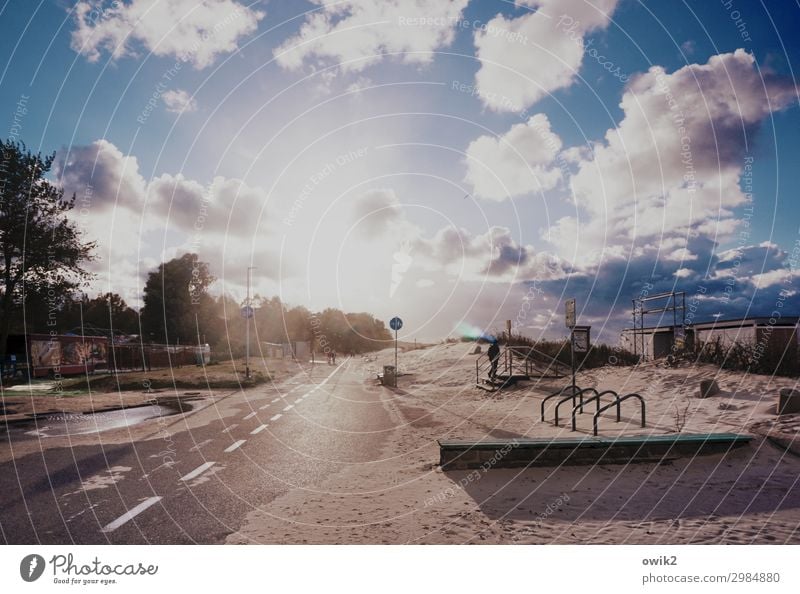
[389,316,403,331]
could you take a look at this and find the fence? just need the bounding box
[107,343,209,372]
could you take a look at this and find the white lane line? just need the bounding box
[271,398,279,403]
[294,398,302,404]
[259,403,271,410]
[250,424,268,435]
[189,439,213,452]
[221,424,238,434]
[180,461,216,482]
[270,414,282,421]
[283,405,293,411]
[243,412,257,420]
[317,360,347,387]
[100,496,162,533]
[224,440,246,453]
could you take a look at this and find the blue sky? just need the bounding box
[1,0,799,343]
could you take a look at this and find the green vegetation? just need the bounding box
[0,140,95,355]
[57,358,270,393]
[468,332,638,370]
[691,336,799,377]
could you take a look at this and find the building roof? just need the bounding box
[623,316,799,333]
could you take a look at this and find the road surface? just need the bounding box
[0,358,395,544]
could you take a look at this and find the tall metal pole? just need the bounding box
[394,327,398,371]
[246,266,254,380]
[632,299,637,360]
[571,329,576,392]
[506,319,512,376]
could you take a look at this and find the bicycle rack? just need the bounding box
[571,389,620,431]
[592,392,646,436]
[540,385,581,422]
[555,387,599,426]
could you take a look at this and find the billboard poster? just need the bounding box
[91,340,107,364]
[30,339,61,368]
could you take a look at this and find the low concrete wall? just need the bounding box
[439,434,752,470]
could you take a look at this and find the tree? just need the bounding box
[252,295,285,344]
[284,305,311,342]
[344,312,391,353]
[0,140,95,355]
[309,308,391,354]
[80,292,139,335]
[140,253,215,344]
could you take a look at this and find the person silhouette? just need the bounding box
[487,339,501,380]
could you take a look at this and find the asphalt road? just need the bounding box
[0,358,394,544]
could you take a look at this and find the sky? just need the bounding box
[1,0,799,344]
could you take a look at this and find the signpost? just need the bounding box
[565,299,575,390]
[389,316,403,372]
[506,319,512,378]
[565,298,592,391]
[244,267,256,379]
[565,298,576,329]
[572,326,591,353]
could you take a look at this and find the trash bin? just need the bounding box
[382,365,397,388]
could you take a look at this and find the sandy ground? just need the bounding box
[227,342,800,544]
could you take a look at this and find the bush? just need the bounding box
[692,336,799,377]
[501,332,637,369]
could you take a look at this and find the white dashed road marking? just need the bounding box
[270,414,282,421]
[250,424,268,435]
[271,398,279,403]
[224,440,246,453]
[100,496,162,533]
[180,462,216,482]
[243,412,257,420]
[221,424,238,434]
[189,439,213,452]
[259,403,271,410]
[283,405,293,411]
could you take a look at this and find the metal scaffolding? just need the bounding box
[631,290,686,360]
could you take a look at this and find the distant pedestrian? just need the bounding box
[331,351,336,364]
[487,340,501,380]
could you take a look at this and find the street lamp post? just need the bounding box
[246,266,256,379]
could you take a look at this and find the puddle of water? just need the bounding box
[4,402,193,439]
[3,381,58,392]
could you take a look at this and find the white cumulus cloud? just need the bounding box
[464,113,563,200]
[70,0,264,68]
[544,50,799,267]
[474,0,619,111]
[274,0,468,72]
[162,89,198,113]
